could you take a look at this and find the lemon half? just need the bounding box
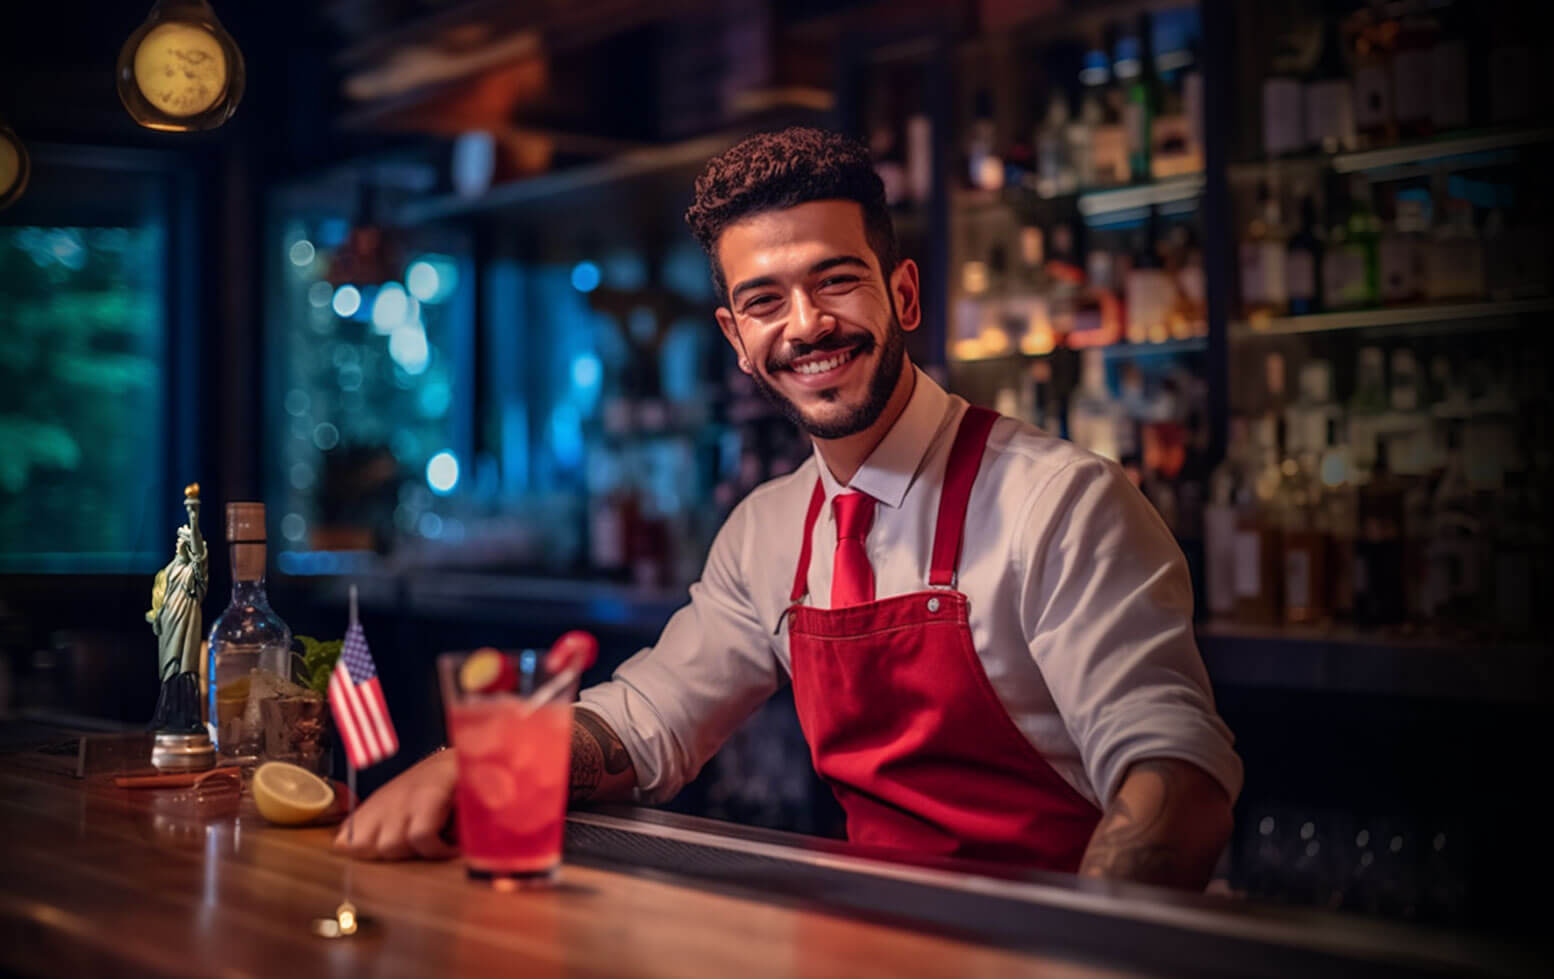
[253,761,334,825]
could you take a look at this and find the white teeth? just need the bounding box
[793,348,855,375]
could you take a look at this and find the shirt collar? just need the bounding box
[812,367,955,510]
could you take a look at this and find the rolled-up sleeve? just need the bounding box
[1017,456,1243,807]
[576,498,783,803]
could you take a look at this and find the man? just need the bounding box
[337,127,1240,889]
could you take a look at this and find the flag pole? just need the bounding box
[316,583,361,939]
[341,584,359,929]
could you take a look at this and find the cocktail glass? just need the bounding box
[437,649,580,888]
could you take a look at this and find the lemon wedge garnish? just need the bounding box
[253,761,335,825]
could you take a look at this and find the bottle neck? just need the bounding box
[230,577,270,605]
[229,540,267,595]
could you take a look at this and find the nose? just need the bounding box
[786,289,838,347]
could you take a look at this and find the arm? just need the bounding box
[568,709,638,804]
[1078,757,1233,890]
[335,706,642,861]
[337,498,780,860]
[1015,454,1243,889]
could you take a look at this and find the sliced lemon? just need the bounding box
[460,647,514,694]
[253,761,335,825]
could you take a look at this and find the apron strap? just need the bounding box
[790,478,827,602]
[787,405,999,600]
[928,406,998,587]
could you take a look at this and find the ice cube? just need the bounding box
[466,762,517,811]
[453,708,509,760]
[496,791,559,836]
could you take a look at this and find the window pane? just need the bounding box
[0,211,167,571]
[265,188,472,573]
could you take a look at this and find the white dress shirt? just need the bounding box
[578,368,1243,810]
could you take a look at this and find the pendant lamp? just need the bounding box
[0,122,29,210]
[117,0,245,131]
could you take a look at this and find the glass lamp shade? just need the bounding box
[117,0,245,132]
[0,124,29,210]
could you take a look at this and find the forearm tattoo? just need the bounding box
[1077,759,1182,885]
[569,711,631,803]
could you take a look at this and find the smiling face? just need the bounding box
[714,200,920,440]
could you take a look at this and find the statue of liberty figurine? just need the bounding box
[146,483,216,770]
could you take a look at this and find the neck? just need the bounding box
[813,361,917,485]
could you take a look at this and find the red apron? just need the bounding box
[786,406,1101,871]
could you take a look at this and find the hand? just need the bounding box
[332,749,460,861]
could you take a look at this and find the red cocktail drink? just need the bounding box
[439,649,581,887]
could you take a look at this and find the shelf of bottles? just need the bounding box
[869,5,1216,561]
[1209,0,1551,648]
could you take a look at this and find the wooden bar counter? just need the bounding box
[0,732,1532,979]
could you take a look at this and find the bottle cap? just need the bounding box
[226,502,267,543]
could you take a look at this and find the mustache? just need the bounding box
[767,332,875,372]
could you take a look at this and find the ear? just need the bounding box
[889,258,922,333]
[715,307,752,374]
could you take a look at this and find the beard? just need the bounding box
[749,314,907,440]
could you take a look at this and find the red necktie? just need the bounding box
[831,492,876,608]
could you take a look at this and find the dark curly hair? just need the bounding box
[685,126,899,302]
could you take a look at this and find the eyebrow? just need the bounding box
[729,254,872,303]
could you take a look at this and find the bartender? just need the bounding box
[338,128,1241,889]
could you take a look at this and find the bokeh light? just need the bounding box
[331,284,361,318]
[426,450,459,495]
[570,260,601,293]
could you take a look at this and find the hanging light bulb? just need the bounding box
[117,0,245,132]
[0,122,29,211]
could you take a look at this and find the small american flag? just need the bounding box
[329,620,399,769]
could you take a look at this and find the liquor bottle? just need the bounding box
[1035,95,1076,198]
[1149,5,1203,179]
[1205,419,1253,620]
[1287,359,1340,462]
[206,502,292,765]
[1305,9,1357,153]
[1428,1,1469,133]
[1014,226,1059,356]
[1114,24,1154,182]
[1240,180,1289,323]
[1263,30,1307,157]
[1348,345,1388,477]
[1068,348,1126,463]
[1425,196,1484,301]
[966,89,1003,191]
[1391,1,1438,141]
[1278,420,1328,627]
[1125,228,1174,345]
[1080,46,1129,187]
[1286,192,1324,315]
[1355,439,1407,627]
[1237,409,1285,626]
[1322,174,1379,310]
[1379,183,1431,305]
[906,113,933,206]
[1319,417,1358,619]
[1350,2,1397,147]
[1388,348,1430,477]
[1424,421,1483,625]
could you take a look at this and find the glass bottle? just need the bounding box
[1305,10,1357,153]
[1115,26,1155,182]
[1277,418,1328,626]
[1286,193,1324,316]
[1205,419,1252,620]
[1355,440,1407,627]
[207,502,292,765]
[1319,417,1358,620]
